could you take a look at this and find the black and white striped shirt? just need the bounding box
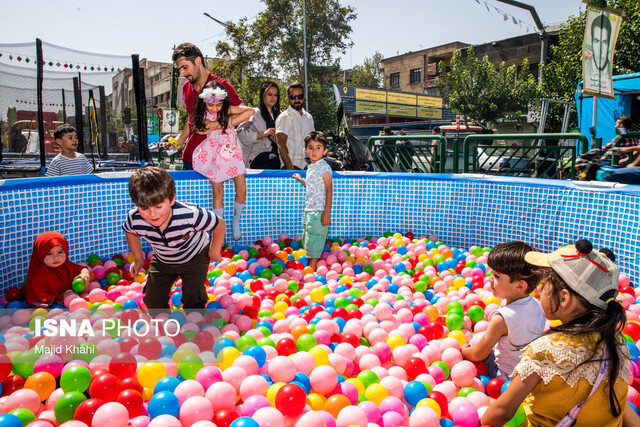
[122,200,219,264]
[45,153,94,176]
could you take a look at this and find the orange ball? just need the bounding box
[323,394,351,418]
[24,371,56,401]
[291,325,310,340]
[224,264,237,275]
[423,305,440,322]
[440,248,453,259]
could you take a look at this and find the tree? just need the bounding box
[350,51,384,88]
[435,47,539,126]
[540,0,640,128]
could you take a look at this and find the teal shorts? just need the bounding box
[302,210,329,258]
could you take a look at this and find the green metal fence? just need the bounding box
[367,135,447,173]
[606,131,640,166]
[462,133,590,179]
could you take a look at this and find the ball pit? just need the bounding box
[0,232,638,427]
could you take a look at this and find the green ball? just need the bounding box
[445,313,464,331]
[72,277,87,293]
[113,257,124,267]
[260,268,273,280]
[348,288,362,298]
[277,241,286,250]
[54,391,86,423]
[106,272,120,286]
[111,303,123,312]
[237,335,257,352]
[257,337,276,348]
[334,297,349,308]
[430,360,450,380]
[210,268,223,278]
[383,231,393,238]
[73,343,97,363]
[29,316,45,331]
[307,324,316,334]
[357,393,368,404]
[178,354,204,380]
[211,318,227,329]
[506,404,526,426]
[9,408,35,426]
[468,305,485,322]
[61,365,92,393]
[359,336,370,346]
[258,309,273,318]
[433,254,446,265]
[183,330,197,342]
[482,247,492,253]
[414,281,427,293]
[297,334,317,351]
[357,370,379,389]
[271,263,284,276]
[248,247,259,257]
[320,286,330,296]
[370,252,381,262]
[465,260,477,268]
[420,380,433,393]
[89,302,102,312]
[12,348,37,378]
[232,254,243,262]
[422,258,434,267]
[447,300,463,313]
[287,280,298,292]
[365,298,379,307]
[345,304,358,312]
[256,326,271,337]
[458,386,477,397]
[363,264,374,275]
[86,254,100,264]
[470,246,484,257]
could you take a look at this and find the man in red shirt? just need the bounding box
[172,43,243,169]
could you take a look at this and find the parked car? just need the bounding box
[476,145,533,173]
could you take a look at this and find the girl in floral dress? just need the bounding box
[192,81,254,240]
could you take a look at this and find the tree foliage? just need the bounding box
[349,51,384,88]
[540,0,640,128]
[209,0,356,131]
[435,47,539,126]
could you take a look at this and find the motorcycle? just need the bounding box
[575,148,620,181]
[324,102,375,172]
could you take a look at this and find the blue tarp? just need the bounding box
[576,72,640,147]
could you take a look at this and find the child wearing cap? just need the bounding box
[482,239,638,427]
[461,241,546,380]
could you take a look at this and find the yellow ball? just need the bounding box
[430,248,440,256]
[393,233,403,240]
[330,245,340,252]
[448,330,467,346]
[345,256,356,263]
[386,335,406,350]
[307,392,326,411]
[31,308,48,319]
[271,312,285,321]
[266,382,286,405]
[274,301,289,314]
[142,387,154,401]
[418,254,430,263]
[7,350,21,361]
[309,347,329,366]
[126,253,135,263]
[453,277,466,289]
[339,276,352,285]
[355,256,366,264]
[345,378,365,395]
[416,398,442,417]
[172,347,194,363]
[394,239,404,248]
[137,361,166,389]
[364,383,388,406]
[134,272,145,283]
[310,288,325,303]
[217,347,241,370]
[275,294,289,303]
[485,295,501,306]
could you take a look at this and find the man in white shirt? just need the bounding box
[276,82,314,169]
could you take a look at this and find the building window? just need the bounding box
[390,73,400,88]
[410,68,421,84]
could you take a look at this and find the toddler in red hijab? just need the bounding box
[23,232,90,307]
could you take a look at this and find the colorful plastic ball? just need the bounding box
[274,383,306,417]
[54,391,87,423]
[324,393,352,418]
[0,413,23,427]
[74,398,106,425]
[445,313,464,331]
[91,401,130,427]
[485,378,505,399]
[148,390,180,418]
[12,349,38,378]
[230,417,260,427]
[138,361,167,389]
[7,408,35,426]
[409,406,440,427]
[467,305,484,322]
[505,404,527,426]
[451,402,480,427]
[60,365,92,393]
[178,354,204,380]
[89,373,120,401]
[24,371,56,401]
[72,277,87,292]
[116,388,144,418]
[404,380,430,406]
[180,396,215,427]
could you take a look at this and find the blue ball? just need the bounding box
[122,299,138,310]
[206,301,222,311]
[366,279,377,289]
[404,380,429,406]
[440,419,455,427]
[154,376,181,394]
[148,390,180,418]
[397,245,407,255]
[387,283,399,294]
[213,337,236,356]
[160,343,177,358]
[315,274,327,284]
[353,265,363,274]
[501,380,512,394]
[293,372,311,393]
[170,292,182,306]
[335,284,348,294]
[256,320,273,332]
[244,345,267,367]
[230,417,260,427]
[334,316,346,332]
[297,255,307,265]
[628,342,639,361]
[290,241,300,250]
[0,413,22,427]
[230,283,245,294]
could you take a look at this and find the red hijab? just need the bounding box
[24,232,83,305]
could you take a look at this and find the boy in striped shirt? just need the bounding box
[123,167,225,308]
[45,124,94,176]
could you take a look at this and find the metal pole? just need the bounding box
[98,86,108,158]
[61,89,67,122]
[592,97,598,149]
[36,38,46,175]
[73,75,85,154]
[303,0,309,111]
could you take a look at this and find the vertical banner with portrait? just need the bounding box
[162,109,179,134]
[582,4,623,99]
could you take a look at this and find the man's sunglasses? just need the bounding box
[289,94,304,100]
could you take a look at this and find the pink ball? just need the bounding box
[239,375,269,401]
[253,406,286,427]
[195,366,223,390]
[179,396,214,427]
[379,396,404,415]
[409,406,440,427]
[92,402,130,427]
[310,365,338,395]
[441,347,463,368]
[381,411,405,427]
[337,405,368,427]
[358,401,381,424]
[174,380,205,405]
[204,381,236,410]
[451,402,480,427]
[4,388,40,414]
[450,360,477,388]
[241,395,271,417]
[268,356,296,383]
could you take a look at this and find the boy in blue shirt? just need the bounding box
[293,131,333,271]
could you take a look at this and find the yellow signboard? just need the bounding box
[417,107,442,119]
[355,100,387,115]
[388,104,416,117]
[417,95,442,108]
[388,92,416,105]
[355,88,386,103]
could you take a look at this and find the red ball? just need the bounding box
[341,333,359,347]
[471,361,489,378]
[116,388,144,418]
[427,390,449,417]
[74,398,105,425]
[1,375,25,397]
[274,383,306,417]
[5,287,24,302]
[193,331,215,351]
[405,232,415,240]
[214,408,238,427]
[350,298,364,307]
[120,376,144,395]
[250,280,264,292]
[624,322,640,342]
[276,337,297,356]
[332,307,349,320]
[486,378,505,399]
[348,309,363,319]
[118,337,138,353]
[89,373,120,401]
[292,299,307,310]
[109,352,137,378]
[418,322,444,340]
[138,337,162,359]
[405,357,427,379]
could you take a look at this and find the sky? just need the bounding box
[1,0,585,71]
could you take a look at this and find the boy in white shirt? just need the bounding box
[45,124,93,176]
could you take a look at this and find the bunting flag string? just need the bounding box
[473,0,541,34]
